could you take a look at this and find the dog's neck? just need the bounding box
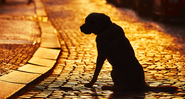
[97,23,113,35]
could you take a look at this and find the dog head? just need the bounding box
[80,13,112,35]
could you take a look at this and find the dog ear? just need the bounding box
[99,14,112,27]
[86,13,112,26]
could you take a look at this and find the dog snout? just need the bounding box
[80,24,85,32]
[80,24,91,34]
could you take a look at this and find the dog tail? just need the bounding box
[148,86,178,92]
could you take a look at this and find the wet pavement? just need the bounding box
[0,0,41,76]
[17,0,185,98]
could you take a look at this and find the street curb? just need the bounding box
[0,0,62,98]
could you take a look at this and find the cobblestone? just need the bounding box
[0,43,39,76]
[0,15,48,22]
[18,0,185,98]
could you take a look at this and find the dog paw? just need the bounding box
[102,86,114,91]
[84,83,93,88]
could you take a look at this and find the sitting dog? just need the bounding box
[80,13,177,92]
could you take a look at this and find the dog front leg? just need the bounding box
[84,55,106,88]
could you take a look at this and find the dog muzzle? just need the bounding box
[80,24,92,34]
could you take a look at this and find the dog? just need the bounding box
[80,13,177,92]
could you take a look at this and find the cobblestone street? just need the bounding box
[18,0,185,98]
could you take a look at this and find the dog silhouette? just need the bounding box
[80,13,177,92]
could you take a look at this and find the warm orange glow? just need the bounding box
[65,0,184,88]
[18,0,185,98]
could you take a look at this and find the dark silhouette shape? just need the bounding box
[80,12,178,92]
[1,0,33,4]
[27,0,33,5]
[1,0,5,4]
